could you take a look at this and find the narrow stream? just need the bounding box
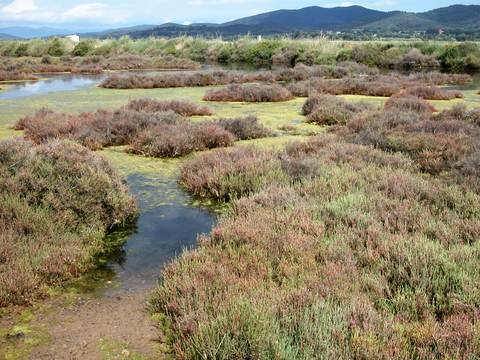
[104,171,216,292]
[0,73,217,294]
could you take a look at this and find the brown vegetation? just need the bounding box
[403,86,463,100]
[0,70,38,82]
[0,139,136,306]
[130,122,234,158]
[203,84,293,102]
[302,94,374,125]
[100,70,276,89]
[215,115,271,140]
[287,72,471,97]
[154,133,480,358]
[126,98,213,116]
[15,101,271,158]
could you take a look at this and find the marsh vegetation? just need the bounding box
[1,36,480,359]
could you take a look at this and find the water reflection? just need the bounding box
[0,74,104,100]
[106,173,216,292]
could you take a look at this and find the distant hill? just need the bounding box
[85,25,157,39]
[224,6,387,30]
[422,4,480,29]
[0,26,73,39]
[101,4,480,39]
[0,33,20,40]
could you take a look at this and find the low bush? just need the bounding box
[336,104,480,176]
[403,86,463,100]
[100,70,276,89]
[288,76,401,97]
[181,146,285,200]
[0,70,38,82]
[394,48,440,70]
[287,72,471,97]
[302,94,374,125]
[384,94,437,114]
[17,107,180,150]
[130,122,234,158]
[154,134,480,358]
[126,98,213,116]
[0,139,136,306]
[215,115,271,140]
[16,104,259,158]
[435,104,480,126]
[203,84,293,102]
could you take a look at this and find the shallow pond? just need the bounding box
[0,74,104,100]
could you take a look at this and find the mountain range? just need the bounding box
[1,4,479,39]
[97,4,480,38]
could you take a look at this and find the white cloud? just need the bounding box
[2,0,37,14]
[62,3,126,23]
[0,0,127,24]
[189,0,255,5]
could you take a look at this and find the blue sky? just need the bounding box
[0,0,478,30]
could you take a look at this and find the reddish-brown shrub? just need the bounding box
[303,94,374,125]
[0,139,136,306]
[130,122,234,157]
[203,84,293,102]
[215,115,271,140]
[436,104,480,126]
[17,107,184,150]
[153,134,480,358]
[384,94,437,114]
[0,70,38,81]
[404,86,463,100]
[335,104,480,175]
[100,70,276,89]
[126,98,213,116]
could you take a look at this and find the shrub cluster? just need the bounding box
[1,38,479,72]
[302,94,374,125]
[403,85,463,100]
[0,139,136,306]
[154,134,480,358]
[383,93,437,114]
[0,54,200,75]
[16,101,271,158]
[0,70,38,82]
[215,115,271,140]
[100,70,276,89]
[287,72,471,98]
[335,102,480,180]
[126,98,213,116]
[203,84,294,102]
[130,122,234,158]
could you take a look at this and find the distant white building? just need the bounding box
[66,34,80,43]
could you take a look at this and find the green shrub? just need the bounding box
[72,40,94,57]
[47,38,66,57]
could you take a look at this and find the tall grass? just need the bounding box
[1,37,478,72]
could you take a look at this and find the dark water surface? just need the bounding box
[106,173,215,291]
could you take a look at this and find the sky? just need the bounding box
[0,0,479,30]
